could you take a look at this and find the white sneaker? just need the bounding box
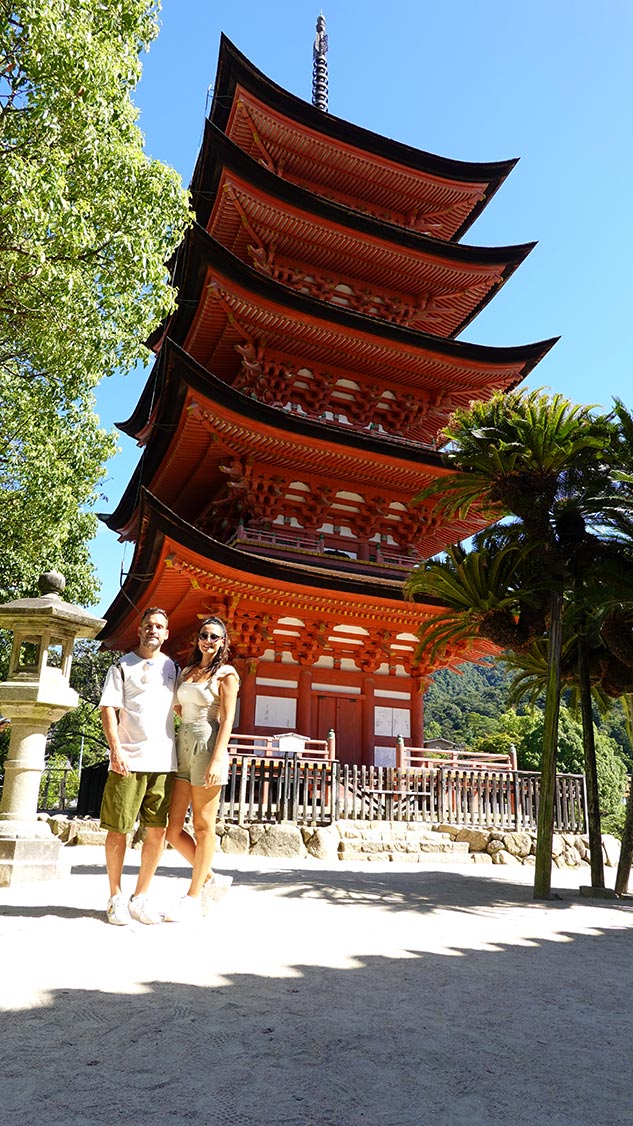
[202,872,233,907]
[106,893,131,926]
[128,893,163,925]
[163,895,203,923]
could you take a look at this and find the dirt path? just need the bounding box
[1,849,632,1125]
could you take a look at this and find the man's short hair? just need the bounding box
[140,606,169,625]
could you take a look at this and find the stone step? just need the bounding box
[338,838,470,860]
[336,824,455,845]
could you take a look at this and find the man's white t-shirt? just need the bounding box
[99,652,178,772]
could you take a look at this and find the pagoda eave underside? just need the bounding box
[193,125,533,339]
[170,229,555,399]
[99,493,494,675]
[211,36,517,241]
[105,343,490,552]
[119,338,452,480]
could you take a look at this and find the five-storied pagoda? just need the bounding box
[99,20,555,765]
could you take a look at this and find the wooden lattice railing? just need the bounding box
[219,759,586,834]
[35,748,586,835]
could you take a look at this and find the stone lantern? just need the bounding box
[0,571,105,885]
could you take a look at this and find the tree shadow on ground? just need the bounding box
[2,922,633,1126]
[3,859,631,926]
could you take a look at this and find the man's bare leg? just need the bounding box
[134,825,167,897]
[105,830,127,897]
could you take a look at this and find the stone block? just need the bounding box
[391,839,424,854]
[563,846,583,867]
[222,825,250,854]
[491,848,520,865]
[503,832,532,859]
[71,827,109,847]
[250,824,305,858]
[305,827,339,860]
[579,885,618,899]
[49,815,72,841]
[471,852,493,865]
[455,828,490,852]
[551,833,565,857]
[421,840,469,854]
[0,836,64,886]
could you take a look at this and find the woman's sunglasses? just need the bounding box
[199,631,224,642]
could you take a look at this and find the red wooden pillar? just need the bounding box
[361,675,375,766]
[237,658,257,732]
[411,681,424,747]
[297,668,311,735]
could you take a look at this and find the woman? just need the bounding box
[164,616,239,922]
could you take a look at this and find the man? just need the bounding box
[99,607,178,925]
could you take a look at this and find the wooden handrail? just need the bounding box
[228,731,335,761]
[395,736,517,772]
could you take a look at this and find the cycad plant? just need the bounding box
[406,389,620,899]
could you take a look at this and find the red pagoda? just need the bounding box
[99,29,555,766]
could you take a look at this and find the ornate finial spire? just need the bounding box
[312,13,328,112]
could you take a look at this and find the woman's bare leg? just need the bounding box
[188,784,223,897]
[165,778,196,867]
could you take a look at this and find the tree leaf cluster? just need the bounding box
[407,389,633,894]
[0,2,191,600]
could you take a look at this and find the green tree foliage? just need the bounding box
[0,1,191,601]
[407,389,632,895]
[424,660,515,743]
[46,640,117,766]
[518,710,626,824]
[424,661,631,835]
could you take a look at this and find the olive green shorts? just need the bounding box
[100,770,175,835]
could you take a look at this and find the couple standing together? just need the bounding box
[99,607,239,926]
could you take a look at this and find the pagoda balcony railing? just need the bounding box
[229,526,417,571]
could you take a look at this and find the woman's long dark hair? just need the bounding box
[185,616,230,676]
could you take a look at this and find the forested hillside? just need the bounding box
[424,661,631,833]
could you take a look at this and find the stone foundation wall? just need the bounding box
[437,824,622,869]
[40,813,622,869]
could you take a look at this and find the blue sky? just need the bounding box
[91,0,633,614]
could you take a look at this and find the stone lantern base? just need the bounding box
[0,833,69,887]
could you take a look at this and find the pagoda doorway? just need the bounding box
[313,693,363,766]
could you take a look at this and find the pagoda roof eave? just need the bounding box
[162,223,558,375]
[97,489,448,653]
[210,35,518,241]
[187,120,534,341]
[192,118,534,270]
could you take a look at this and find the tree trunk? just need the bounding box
[615,784,633,895]
[534,587,563,900]
[577,630,605,887]
[615,697,633,895]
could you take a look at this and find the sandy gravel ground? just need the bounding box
[1,847,632,1126]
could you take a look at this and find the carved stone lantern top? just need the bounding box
[0,573,106,710]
